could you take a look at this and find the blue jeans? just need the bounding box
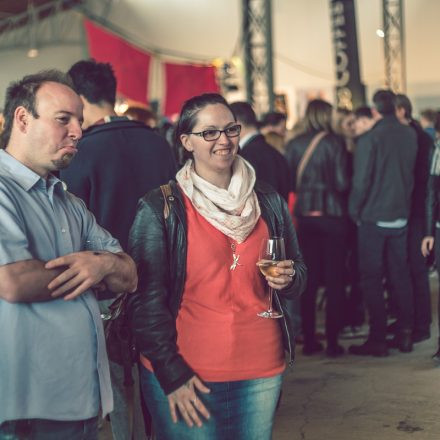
[139,367,282,440]
[0,417,98,440]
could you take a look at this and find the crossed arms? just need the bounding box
[0,250,137,303]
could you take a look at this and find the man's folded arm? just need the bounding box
[0,259,64,303]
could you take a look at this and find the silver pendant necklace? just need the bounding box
[229,241,242,271]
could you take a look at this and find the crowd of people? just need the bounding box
[0,59,439,440]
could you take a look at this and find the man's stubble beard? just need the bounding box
[51,153,74,170]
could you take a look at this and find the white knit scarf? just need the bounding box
[176,156,261,243]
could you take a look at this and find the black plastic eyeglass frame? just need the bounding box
[189,124,241,141]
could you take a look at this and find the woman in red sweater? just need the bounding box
[129,93,306,439]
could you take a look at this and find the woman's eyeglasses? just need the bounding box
[189,124,241,141]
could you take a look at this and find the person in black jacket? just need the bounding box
[395,94,433,343]
[60,59,176,440]
[229,101,290,201]
[128,93,306,440]
[285,99,349,357]
[349,90,418,357]
[422,113,440,360]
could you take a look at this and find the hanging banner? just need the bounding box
[164,63,219,117]
[84,20,151,104]
[329,0,366,110]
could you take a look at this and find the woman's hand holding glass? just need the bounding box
[264,259,296,290]
[167,376,211,428]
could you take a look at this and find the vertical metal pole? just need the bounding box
[264,0,275,111]
[241,0,275,115]
[383,0,406,92]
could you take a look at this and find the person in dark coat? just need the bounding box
[395,93,433,344]
[61,59,176,440]
[349,90,418,357]
[285,99,349,357]
[229,101,290,201]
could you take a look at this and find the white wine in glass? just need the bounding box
[256,237,285,319]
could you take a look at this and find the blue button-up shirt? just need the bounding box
[0,150,121,424]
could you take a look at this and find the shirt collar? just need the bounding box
[239,130,260,149]
[0,149,65,194]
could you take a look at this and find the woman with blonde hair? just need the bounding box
[285,99,349,357]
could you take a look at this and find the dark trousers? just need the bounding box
[358,223,414,343]
[408,217,432,335]
[435,228,440,334]
[297,216,347,347]
[0,417,98,440]
[344,220,364,327]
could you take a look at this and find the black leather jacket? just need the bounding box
[128,181,307,394]
[285,131,349,217]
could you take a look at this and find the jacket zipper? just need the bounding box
[260,193,294,366]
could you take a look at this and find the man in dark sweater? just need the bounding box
[61,60,176,251]
[229,101,290,201]
[61,59,176,440]
[349,89,418,356]
[395,93,434,344]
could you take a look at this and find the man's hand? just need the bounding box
[167,376,211,428]
[46,251,115,300]
[421,236,435,257]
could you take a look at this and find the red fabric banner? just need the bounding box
[164,63,219,117]
[84,20,151,104]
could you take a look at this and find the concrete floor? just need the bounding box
[273,336,440,440]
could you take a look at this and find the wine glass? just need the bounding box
[256,237,286,319]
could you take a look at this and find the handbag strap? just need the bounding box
[160,183,173,219]
[296,131,327,189]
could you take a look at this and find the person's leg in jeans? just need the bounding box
[139,366,282,440]
[408,217,432,339]
[322,217,347,352]
[386,227,414,336]
[297,217,323,352]
[357,223,387,343]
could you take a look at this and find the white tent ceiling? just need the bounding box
[0,0,439,118]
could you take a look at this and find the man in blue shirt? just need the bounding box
[0,70,137,440]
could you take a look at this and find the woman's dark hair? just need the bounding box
[173,93,236,161]
[302,99,333,133]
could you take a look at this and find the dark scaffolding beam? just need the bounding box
[383,0,406,93]
[329,0,366,110]
[242,0,274,116]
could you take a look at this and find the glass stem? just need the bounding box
[268,287,274,313]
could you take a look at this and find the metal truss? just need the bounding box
[383,0,406,93]
[242,0,274,116]
[0,0,112,53]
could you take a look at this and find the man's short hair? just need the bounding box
[229,101,258,128]
[0,69,73,149]
[260,111,287,127]
[354,106,373,119]
[372,89,396,115]
[68,59,117,106]
[395,94,413,119]
[421,109,437,125]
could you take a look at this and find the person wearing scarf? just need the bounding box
[128,93,306,440]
